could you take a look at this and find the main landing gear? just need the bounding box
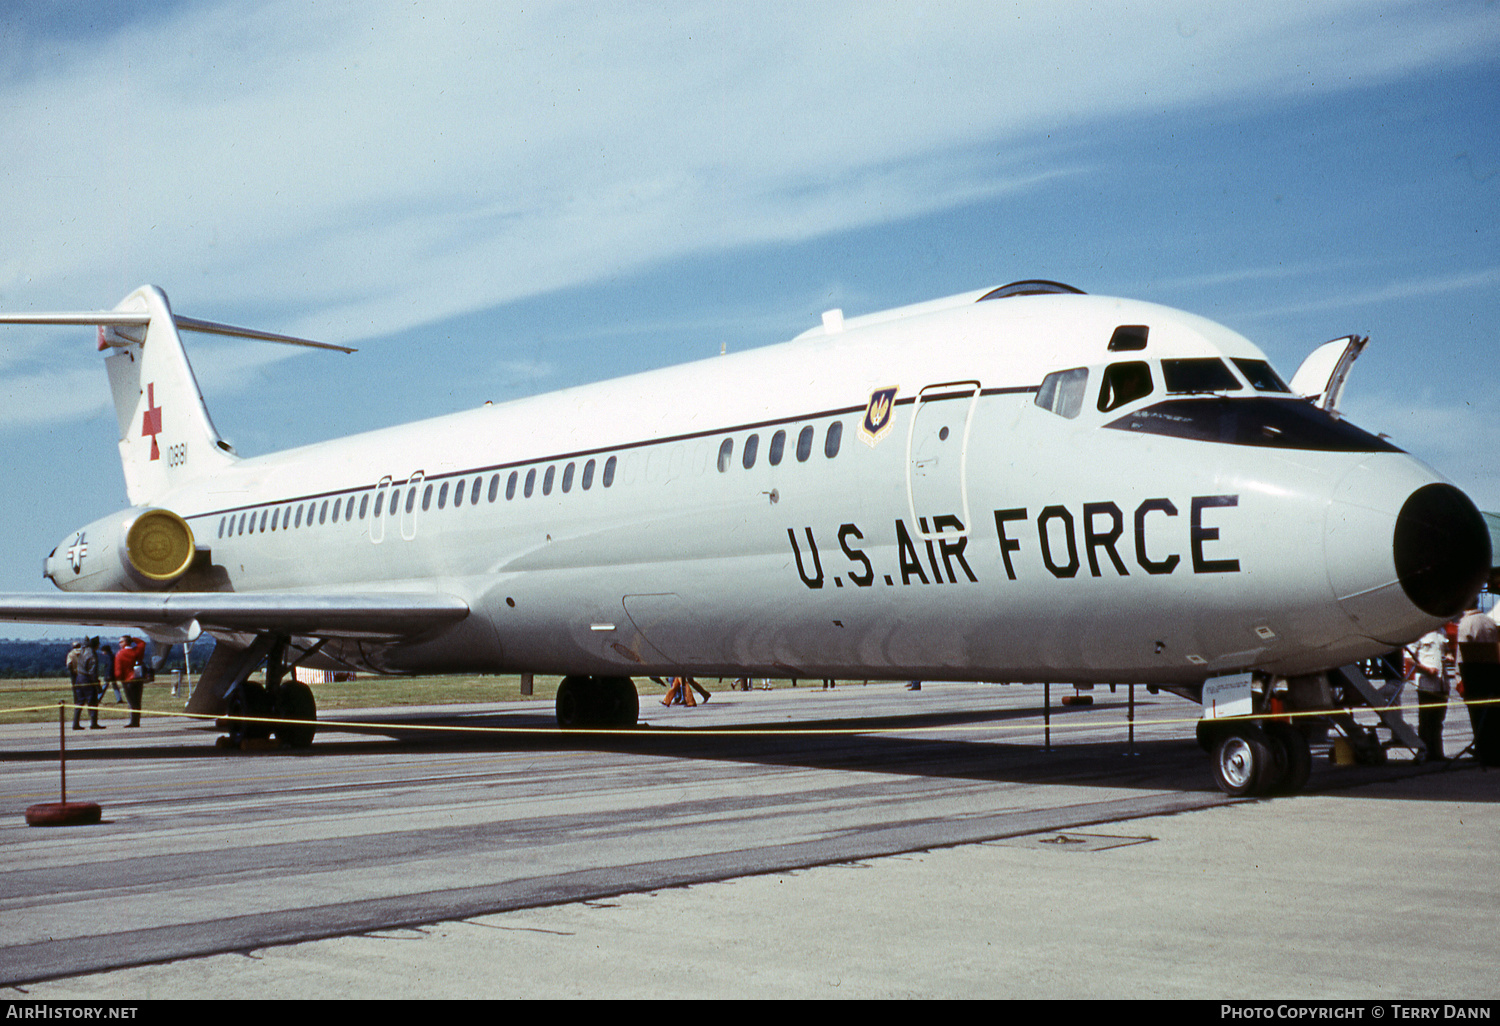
[221,634,318,748]
[555,675,639,729]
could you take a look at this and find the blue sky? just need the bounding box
[0,1,1497,636]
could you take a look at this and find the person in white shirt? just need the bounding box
[1409,629,1449,761]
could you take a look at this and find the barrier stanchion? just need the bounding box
[25,703,103,827]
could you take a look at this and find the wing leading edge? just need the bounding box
[0,591,469,641]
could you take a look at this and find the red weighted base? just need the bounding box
[26,802,102,827]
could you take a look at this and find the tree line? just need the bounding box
[0,636,217,678]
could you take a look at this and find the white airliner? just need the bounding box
[0,281,1490,796]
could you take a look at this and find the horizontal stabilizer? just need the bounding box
[0,309,354,353]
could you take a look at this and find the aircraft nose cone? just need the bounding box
[1325,457,1489,643]
[1392,482,1491,619]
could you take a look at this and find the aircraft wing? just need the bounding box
[0,591,469,641]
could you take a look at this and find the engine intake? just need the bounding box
[46,507,198,592]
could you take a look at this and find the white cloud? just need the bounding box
[1241,267,1500,321]
[1,0,1497,427]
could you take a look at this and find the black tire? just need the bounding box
[556,675,589,728]
[599,677,639,728]
[1211,726,1275,797]
[556,676,639,729]
[274,681,318,748]
[1263,722,1311,796]
[1195,720,1225,753]
[227,682,272,740]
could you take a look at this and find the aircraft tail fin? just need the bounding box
[101,286,240,504]
[0,285,352,505]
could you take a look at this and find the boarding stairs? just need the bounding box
[1329,661,1425,761]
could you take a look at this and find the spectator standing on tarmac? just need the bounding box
[101,642,123,703]
[1455,604,1500,765]
[65,641,81,684]
[116,635,148,728]
[72,637,104,730]
[1409,628,1449,762]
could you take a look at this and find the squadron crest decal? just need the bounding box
[859,386,899,447]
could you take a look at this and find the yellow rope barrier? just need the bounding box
[8,695,1495,740]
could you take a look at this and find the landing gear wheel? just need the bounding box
[1212,726,1275,797]
[226,682,272,741]
[556,676,639,728]
[1263,722,1311,796]
[556,675,589,728]
[273,681,318,748]
[596,676,639,728]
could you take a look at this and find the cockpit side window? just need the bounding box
[1035,367,1089,419]
[1098,361,1153,412]
[1231,358,1292,393]
[1162,358,1243,394]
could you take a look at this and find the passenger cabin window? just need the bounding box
[825,421,842,458]
[506,472,517,500]
[717,438,734,472]
[562,463,575,493]
[1098,362,1154,412]
[1035,367,1089,419]
[1108,325,1149,351]
[1162,358,1242,394]
[796,426,814,462]
[582,459,595,490]
[743,434,759,469]
[769,430,786,466]
[603,456,617,487]
[1232,358,1292,393]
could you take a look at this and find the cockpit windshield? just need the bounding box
[1097,362,1153,412]
[1231,358,1292,393]
[1104,397,1401,452]
[1162,358,1242,394]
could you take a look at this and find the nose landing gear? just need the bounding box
[1204,721,1311,798]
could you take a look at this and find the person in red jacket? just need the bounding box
[115,636,148,728]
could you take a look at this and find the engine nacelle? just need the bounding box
[45,508,197,593]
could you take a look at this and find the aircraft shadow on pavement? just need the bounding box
[4,699,1490,802]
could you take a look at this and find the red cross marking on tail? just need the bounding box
[141,383,162,460]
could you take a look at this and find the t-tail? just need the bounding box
[0,285,352,505]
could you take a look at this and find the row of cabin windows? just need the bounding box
[214,421,850,541]
[215,455,621,539]
[717,421,842,472]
